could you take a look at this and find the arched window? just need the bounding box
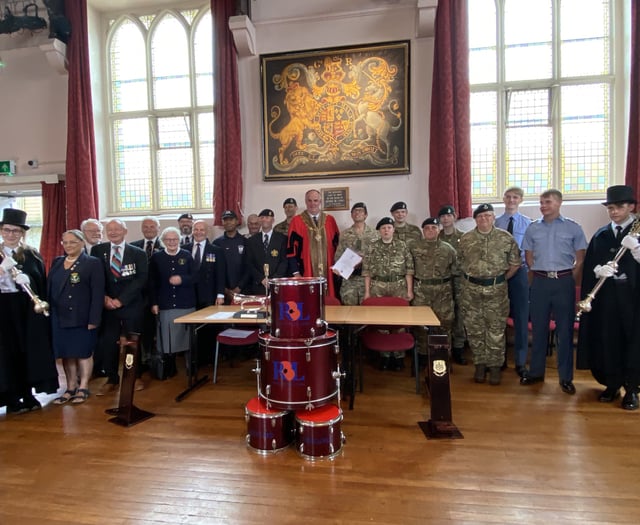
[107,6,213,213]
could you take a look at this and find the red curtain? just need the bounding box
[40,182,66,270]
[63,0,99,229]
[428,0,472,218]
[212,0,243,225]
[626,0,640,201]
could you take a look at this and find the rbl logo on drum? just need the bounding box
[273,360,305,383]
[279,301,310,322]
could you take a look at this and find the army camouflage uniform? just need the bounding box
[457,227,520,368]
[409,238,457,355]
[394,222,423,245]
[363,238,414,359]
[274,220,290,236]
[438,228,466,351]
[335,224,378,305]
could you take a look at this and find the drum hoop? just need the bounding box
[268,277,326,286]
[259,390,338,408]
[246,437,292,455]
[259,333,337,349]
[295,412,343,427]
[245,407,290,419]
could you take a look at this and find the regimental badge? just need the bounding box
[125,353,135,369]
[178,258,186,266]
[270,249,279,257]
[69,272,80,284]
[433,359,447,377]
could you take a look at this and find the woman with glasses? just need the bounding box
[0,208,58,414]
[149,227,196,377]
[48,230,105,404]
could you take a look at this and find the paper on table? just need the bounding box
[219,328,256,338]
[206,311,235,320]
[332,247,362,280]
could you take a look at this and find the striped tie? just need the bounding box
[111,246,122,278]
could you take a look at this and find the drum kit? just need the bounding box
[243,276,345,460]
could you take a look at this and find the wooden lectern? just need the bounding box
[418,332,463,439]
[105,333,155,427]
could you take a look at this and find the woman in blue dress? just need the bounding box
[48,230,104,404]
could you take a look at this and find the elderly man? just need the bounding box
[131,217,161,260]
[245,214,261,238]
[333,202,378,305]
[80,218,103,254]
[287,189,340,298]
[521,189,587,394]
[457,204,521,386]
[274,197,298,235]
[178,213,194,246]
[91,219,148,395]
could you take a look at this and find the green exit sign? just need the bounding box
[0,160,16,175]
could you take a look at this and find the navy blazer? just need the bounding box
[48,252,105,328]
[184,241,226,307]
[131,238,162,260]
[90,242,148,313]
[242,231,288,295]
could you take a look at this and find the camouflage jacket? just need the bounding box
[409,238,457,280]
[457,227,521,277]
[363,239,415,279]
[273,220,290,236]
[393,223,423,245]
[438,228,464,251]
[335,224,378,261]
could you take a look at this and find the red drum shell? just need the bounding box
[295,404,344,460]
[258,330,338,411]
[245,396,294,454]
[269,277,326,339]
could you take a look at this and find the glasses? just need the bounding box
[1,227,23,235]
[163,238,180,242]
[61,241,82,245]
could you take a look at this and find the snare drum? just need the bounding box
[268,277,327,339]
[295,404,344,460]
[258,330,339,411]
[245,396,294,454]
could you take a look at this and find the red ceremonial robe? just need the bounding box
[287,211,340,297]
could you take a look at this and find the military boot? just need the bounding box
[474,364,486,383]
[452,347,467,365]
[488,367,502,385]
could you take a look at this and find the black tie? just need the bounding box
[263,234,269,252]
[194,242,202,269]
[507,217,514,235]
[145,240,153,259]
[313,216,318,226]
[615,225,623,242]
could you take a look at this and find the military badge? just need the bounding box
[270,249,279,257]
[125,353,135,370]
[433,359,447,377]
[69,272,80,284]
[206,253,216,263]
[178,258,186,265]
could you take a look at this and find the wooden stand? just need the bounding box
[418,332,463,439]
[106,334,155,427]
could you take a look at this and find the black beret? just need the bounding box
[390,201,407,212]
[421,217,440,228]
[437,205,455,217]
[258,209,274,217]
[351,202,367,213]
[376,217,395,230]
[221,210,238,220]
[473,203,494,218]
[283,197,297,206]
[178,213,194,221]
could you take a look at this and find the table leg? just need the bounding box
[175,323,209,402]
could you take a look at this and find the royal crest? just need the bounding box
[433,359,447,377]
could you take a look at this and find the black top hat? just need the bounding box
[0,208,29,230]
[602,185,636,205]
[473,203,494,218]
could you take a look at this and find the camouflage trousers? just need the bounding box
[451,276,466,348]
[459,281,509,367]
[340,275,365,306]
[370,278,407,358]
[411,281,454,355]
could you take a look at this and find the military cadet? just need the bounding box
[333,202,378,305]
[363,217,414,370]
[274,197,298,236]
[390,201,422,245]
[438,204,467,365]
[457,204,521,386]
[409,217,457,368]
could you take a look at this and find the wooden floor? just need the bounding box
[1,348,639,525]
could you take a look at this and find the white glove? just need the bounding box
[621,234,640,251]
[14,273,30,286]
[0,255,17,272]
[594,263,617,278]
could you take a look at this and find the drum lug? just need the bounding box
[271,438,277,450]
[271,418,276,428]
[332,369,345,381]
[274,328,280,338]
[245,413,249,423]
[306,350,311,362]
[309,327,316,338]
[309,284,315,294]
[251,359,261,375]
[266,385,271,395]
[329,443,334,454]
[246,434,250,445]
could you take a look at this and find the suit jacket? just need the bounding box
[184,240,225,307]
[131,238,162,260]
[242,231,288,295]
[90,242,148,314]
[48,252,104,328]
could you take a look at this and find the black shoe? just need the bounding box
[560,380,576,395]
[21,395,42,411]
[598,387,620,403]
[515,365,527,378]
[488,367,502,386]
[452,348,467,365]
[474,365,486,383]
[622,391,639,411]
[520,374,544,385]
[393,357,405,371]
[7,401,29,415]
[380,356,390,371]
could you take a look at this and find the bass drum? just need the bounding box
[295,404,345,461]
[257,330,339,411]
[244,396,294,454]
[268,277,327,339]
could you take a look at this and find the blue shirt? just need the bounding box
[495,211,531,263]
[522,215,588,271]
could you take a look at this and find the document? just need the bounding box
[219,328,257,338]
[206,311,235,320]
[332,248,362,280]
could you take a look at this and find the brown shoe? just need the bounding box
[96,381,117,396]
[135,379,145,391]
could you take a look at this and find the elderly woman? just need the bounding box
[0,208,58,414]
[149,227,196,377]
[48,230,105,404]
